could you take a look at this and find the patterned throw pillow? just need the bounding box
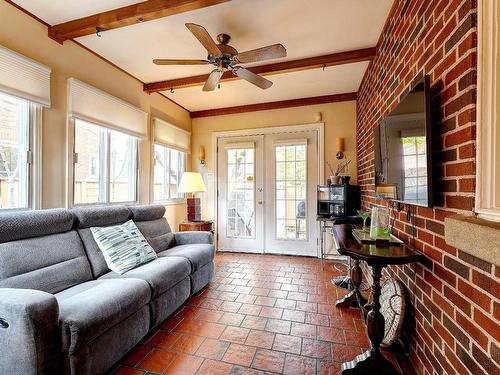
[91,220,157,275]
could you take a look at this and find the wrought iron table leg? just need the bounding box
[332,257,351,289]
[336,259,367,308]
[341,265,401,375]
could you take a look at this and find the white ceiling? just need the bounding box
[13,0,393,111]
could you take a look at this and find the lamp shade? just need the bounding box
[177,172,207,193]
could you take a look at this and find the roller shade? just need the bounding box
[224,142,255,149]
[273,138,308,146]
[68,78,148,138]
[0,45,51,107]
[153,117,191,153]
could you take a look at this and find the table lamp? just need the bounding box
[177,172,207,221]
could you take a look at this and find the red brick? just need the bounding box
[444,285,471,316]
[458,143,475,159]
[445,127,476,147]
[457,107,476,126]
[432,290,454,316]
[458,32,477,55]
[446,195,474,210]
[474,308,500,343]
[472,270,500,297]
[434,263,457,287]
[444,344,470,375]
[445,53,477,85]
[435,16,458,48]
[444,89,476,117]
[456,311,489,350]
[458,279,491,312]
[417,206,434,219]
[459,178,475,192]
[423,244,442,263]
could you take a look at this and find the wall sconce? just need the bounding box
[336,137,345,159]
[199,146,206,166]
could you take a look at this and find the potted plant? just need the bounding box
[326,159,351,185]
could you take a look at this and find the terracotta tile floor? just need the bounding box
[109,252,415,375]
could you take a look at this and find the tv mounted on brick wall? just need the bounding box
[374,75,433,207]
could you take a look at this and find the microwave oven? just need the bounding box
[317,184,360,217]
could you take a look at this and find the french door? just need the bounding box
[217,130,318,256]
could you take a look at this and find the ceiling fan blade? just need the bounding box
[185,23,221,56]
[203,69,224,91]
[236,44,287,63]
[232,67,273,89]
[153,59,210,65]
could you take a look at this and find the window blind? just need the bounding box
[0,45,51,107]
[153,117,191,153]
[68,78,148,139]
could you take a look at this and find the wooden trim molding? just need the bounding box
[190,92,357,118]
[144,48,376,92]
[475,0,500,221]
[48,0,231,43]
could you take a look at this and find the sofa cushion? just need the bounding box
[73,206,131,278]
[128,204,166,222]
[0,231,93,294]
[135,218,175,253]
[91,220,157,275]
[72,205,130,228]
[0,208,74,243]
[99,256,191,298]
[158,244,215,272]
[56,279,151,353]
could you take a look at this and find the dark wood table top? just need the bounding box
[333,224,425,266]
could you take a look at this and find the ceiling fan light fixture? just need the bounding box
[153,23,287,92]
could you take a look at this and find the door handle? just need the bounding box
[257,200,263,205]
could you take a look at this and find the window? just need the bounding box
[275,144,307,240]
[226,147,255,238]
[73,119,137,205]
[401,136,427,205]
[0,92,40,210]
[153,143,185,202]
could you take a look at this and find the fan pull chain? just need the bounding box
[96,27,102,37]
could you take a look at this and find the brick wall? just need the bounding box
[356,0,499,374]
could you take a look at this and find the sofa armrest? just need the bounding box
[175,231,213,245]
[0,288,61,375]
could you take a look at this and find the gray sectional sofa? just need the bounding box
[0,204,215,375]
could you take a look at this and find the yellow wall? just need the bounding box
[191,101,357,219]
[0,1,190,229]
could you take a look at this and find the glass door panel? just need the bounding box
[265,131,318,256]
[275,144,307,240]
[226,147,255,238]
[217,136,264,253]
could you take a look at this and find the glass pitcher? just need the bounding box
[370,207,391,239]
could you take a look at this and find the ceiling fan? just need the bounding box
[153,23,287,91]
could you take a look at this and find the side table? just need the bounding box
[178,220,214,232]
[332,224,425,375]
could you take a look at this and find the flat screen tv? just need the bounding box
[374,75,433,207]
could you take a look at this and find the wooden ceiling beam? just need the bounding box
[144,47,376,93]
[48,0,231,43]
[190,92,358,118]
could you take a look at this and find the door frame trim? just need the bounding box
[212,122,325,253]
